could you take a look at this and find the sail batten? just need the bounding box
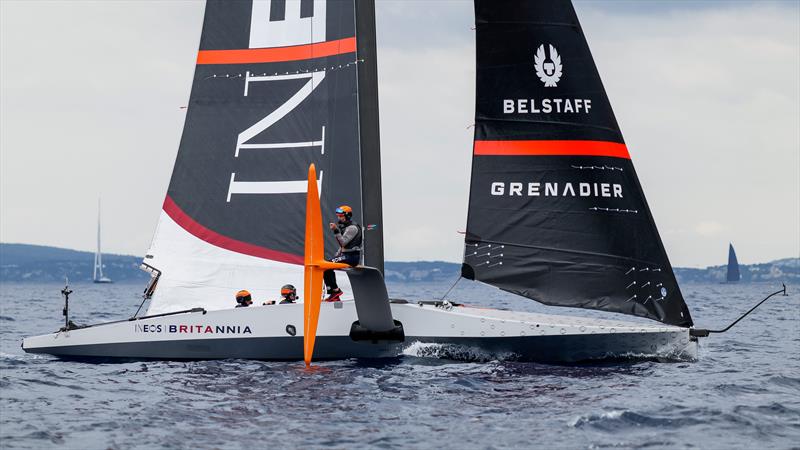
[463,0,692,327]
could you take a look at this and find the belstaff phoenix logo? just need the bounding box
[534,44,562,87]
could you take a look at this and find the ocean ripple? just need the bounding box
[0,281,798,449]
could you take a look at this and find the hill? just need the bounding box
[0,243,149,283]
[673,258,799,284]
[1,243,797,284]
[391,259,800,284]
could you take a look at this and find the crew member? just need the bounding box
[324,205,361,302]
[235,290,253,308]
[279,284,298,304]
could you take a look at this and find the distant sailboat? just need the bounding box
[726,243,741,283]
[93,199,112,284]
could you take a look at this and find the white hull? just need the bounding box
[22,301,697,363]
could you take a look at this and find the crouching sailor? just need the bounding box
[324,205,361,302]
[235,290,253,308]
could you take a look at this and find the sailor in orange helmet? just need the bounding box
[324,205,362,302]
[278,284,298,304]
[234,290,253,308]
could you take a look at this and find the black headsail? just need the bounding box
[145,0,383,314]
[462,0,693,327]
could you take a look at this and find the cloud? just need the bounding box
[377,1,799,266]
[1,1,797,269]
[693,221,726,236]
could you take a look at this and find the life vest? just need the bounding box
[337,221,362,250]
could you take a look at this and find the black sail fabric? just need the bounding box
[727,244,741,282]
[163,0,383,266]
[462,0,693,327]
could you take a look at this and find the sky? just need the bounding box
[1,0,798,268]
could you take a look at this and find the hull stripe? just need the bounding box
[162,195,303,265]
[474,140,630,159]
[197,37,357,65]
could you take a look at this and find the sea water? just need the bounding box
[0,281,798,449]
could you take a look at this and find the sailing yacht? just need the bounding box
[24,0,700,362]
[726,244,741,283]
[93,199,112,284]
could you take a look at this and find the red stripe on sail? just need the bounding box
[197,37,357,65]
[162,196,303,265]
[474,140,630,159]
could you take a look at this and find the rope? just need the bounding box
[440,276,462,301]
[132,295,148,319]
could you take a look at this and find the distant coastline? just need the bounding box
[0,243,797,284]
[0,243,148,283]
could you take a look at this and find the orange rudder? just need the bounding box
[303,164,350,367]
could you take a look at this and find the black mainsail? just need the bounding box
[145,0,383,314]
[727,244,741,282]
[462,0,693,327]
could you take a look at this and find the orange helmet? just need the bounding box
[235,290,252,305]
[335,205,353,219]
[280,284,296,298]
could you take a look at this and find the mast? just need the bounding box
[355,0,384,274]
[461,0,693,327]
[94,198,103,281]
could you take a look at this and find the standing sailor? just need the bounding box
[324,205,362,302]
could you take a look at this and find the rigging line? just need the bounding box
[132,294,149,319]
[440,276,463,301]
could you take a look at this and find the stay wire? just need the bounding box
[132,296,148,319]
[440,276,462,301]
